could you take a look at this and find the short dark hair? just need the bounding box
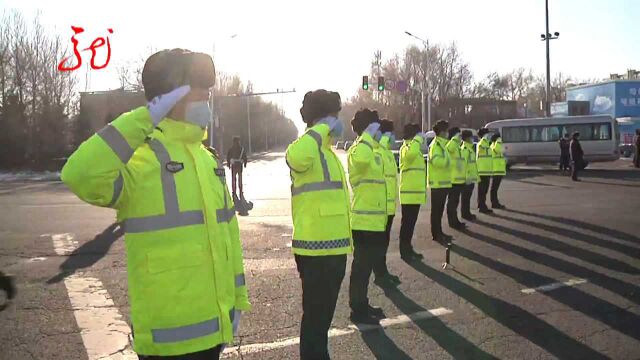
[379,119,394,133]
[448,127,461,139]
[142,49,215,101]
[351,108,379,135]
[433,120,449,134]
[403,123,421,140]
[491,133,500,142]
[478,127,490,137]
[300,89,342,125]
[461,130,473,141]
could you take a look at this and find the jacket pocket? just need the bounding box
[147,249,208,275]
[319,203,348,217]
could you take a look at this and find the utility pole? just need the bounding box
[541,0,560,117]
[405,31,431,131]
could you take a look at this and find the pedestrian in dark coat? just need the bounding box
[570,132,585,181]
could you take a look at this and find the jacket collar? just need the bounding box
[154,119,207,144]
[359,132,379,148]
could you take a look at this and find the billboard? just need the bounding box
[566,81,640,118]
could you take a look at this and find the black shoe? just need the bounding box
[410,249,424,260]
[350,311,380,325]
[572,178,581,182]
[441,233,454,241]
[374,274,400,288]
[492,204,506,210]
[462,214,477,221]
[367,305,386,319]
[479,208,494,214]
[450,222,467,230]
[0,275,15,300]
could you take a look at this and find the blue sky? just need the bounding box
[1,0,638,129]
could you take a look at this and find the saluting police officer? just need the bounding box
[63,49,250,360]
[428,120,453,244]
[285,90,352,360]
[348,109,387,325]
[460,130,479,221]
[445,127,467,230]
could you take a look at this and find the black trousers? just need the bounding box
[349,231,385,311]
[138,346,222,360]
[295,254,346,360]
[477,176,491,210]
[560,154,571,171]
[399,205,420,254]
[446,184,465,225]
[373,215,394,277]
[431,188,449,238]
[461,183,475,217]
[572,161,580,180]
[490,176,503,206]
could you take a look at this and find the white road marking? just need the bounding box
[28,257,47,262]
[22,204,91,208]
[222,308,453,358]
[521,278,588,294]
[48,233,136,360]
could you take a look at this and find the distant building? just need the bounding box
[434,98,518,130]
[566,80,640,119]
[79,88,146,132]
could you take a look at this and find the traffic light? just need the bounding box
[362,76,369,90]
[378,76,385,91]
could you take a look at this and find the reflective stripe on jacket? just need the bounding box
[476,137,493,176]
[377,135,398,215]
[428,136,452,189]
[285,123,353,256]
[399,135,427,204]
[348,132,387,232]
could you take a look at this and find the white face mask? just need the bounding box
[185,101,212,129]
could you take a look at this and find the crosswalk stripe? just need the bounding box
[48,233,137,360]
[521,278,588,294]
[221,307,453,358]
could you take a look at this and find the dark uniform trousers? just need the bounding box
[461,184,475,217]
[399,205,420,255]
[138,346,222,360]
[295,254,346,360]
[490,176,503,206]
[431,188,449,238]
[446,184,465,225]
[350,231,386,311]
[373,215,395,277]
[477,176,491,210]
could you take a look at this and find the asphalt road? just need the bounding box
[1,154,639,360]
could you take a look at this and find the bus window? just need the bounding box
[503,127,528,143]
[564,124,594,140]
[594,123,611,140]
[530,127,542,142]
[542,126,560,141]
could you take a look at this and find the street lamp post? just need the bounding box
[405,31,431,132]
[541,0,560,117]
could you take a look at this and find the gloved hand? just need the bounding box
[364,122,381,138]
[232,310,241,336]
[147,85,191,126]
[317,116,344,139]
[382,131,392,139]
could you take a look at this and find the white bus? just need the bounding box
[485,115,620,166]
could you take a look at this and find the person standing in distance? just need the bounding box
[633,129,640,168]
[398,123,426,262]
[348,109,387,325]
[490,132,506,209]
[428,120,453,244]
[460,130,478,221]
[62,49,250,359]
[372,118,402,287]
[559,134,571,172]
[227,136,248,202]
[476,128,494,214]
[445,127,467,230]
[285,90,352,360]
[570,131,585,181]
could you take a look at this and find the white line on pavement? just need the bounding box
[521,278,588,294]
[22,204,91,208]
[222,307,453,358]
[48,233,136,360]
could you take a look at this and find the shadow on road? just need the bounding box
[474,219,640,275]
[46,223,123,284]
[492,213,640,259]
[380,287,498,359]
[507,209,640,245]
[407,261,609,360]
[453,244,640,341]
[462,228,640,306]
[358,326,413,360]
